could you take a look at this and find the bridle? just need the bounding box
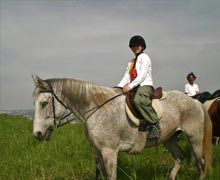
[39,84,123,129]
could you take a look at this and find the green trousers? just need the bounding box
[133,85,159,124]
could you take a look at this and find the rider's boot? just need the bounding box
[147,121,161,139]
[138,119,148,132]
[138,120,161,139]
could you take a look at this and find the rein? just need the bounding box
[41,84,123,129]
[81,92,123,119]
[56,91,123,128]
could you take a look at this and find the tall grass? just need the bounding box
[0,114,219,180]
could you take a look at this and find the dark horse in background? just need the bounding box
[193,89,220,144]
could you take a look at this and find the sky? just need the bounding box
[0,0,220,110]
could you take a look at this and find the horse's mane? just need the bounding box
[34,78,121,113]
[211,89,220,99]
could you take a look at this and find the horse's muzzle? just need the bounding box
[34,127,54,141]
[34,131,44,141]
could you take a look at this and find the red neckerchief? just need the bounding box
[129,58,137,82]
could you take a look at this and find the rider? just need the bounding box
[117,35,160,139]
[185,72,199,97]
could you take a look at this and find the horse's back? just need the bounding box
[162,90,202,113]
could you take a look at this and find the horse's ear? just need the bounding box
[32,74,51,91]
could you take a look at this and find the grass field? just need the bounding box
[0,114,219,180]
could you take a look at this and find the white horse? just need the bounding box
[32,75,212,180]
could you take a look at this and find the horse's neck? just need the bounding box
[52,80,117,115]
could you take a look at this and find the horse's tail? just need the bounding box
[202,104,213,175]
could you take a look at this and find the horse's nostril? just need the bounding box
[35,131,43,139]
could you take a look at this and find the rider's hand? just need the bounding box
[122,85,131,94]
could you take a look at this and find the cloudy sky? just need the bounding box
[0,0,220,110]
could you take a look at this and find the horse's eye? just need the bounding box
[41,101,48,108]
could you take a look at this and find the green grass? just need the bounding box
[0,114,219,180]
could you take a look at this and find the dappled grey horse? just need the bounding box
[32,75,212,180]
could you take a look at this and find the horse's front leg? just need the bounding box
[93,148,106,180]
[101,148,118,180]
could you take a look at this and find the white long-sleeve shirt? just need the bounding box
[117,53,153,89]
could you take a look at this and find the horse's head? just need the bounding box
[32,75,66,141]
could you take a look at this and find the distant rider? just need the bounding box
[185,72,199,97]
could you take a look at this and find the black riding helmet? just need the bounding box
[129,35,146,50]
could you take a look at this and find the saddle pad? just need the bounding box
[125,92,167,126]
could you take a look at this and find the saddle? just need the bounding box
[125,87,165,126]
[193,89,220,104]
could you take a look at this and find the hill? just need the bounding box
[0,109,34,119]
